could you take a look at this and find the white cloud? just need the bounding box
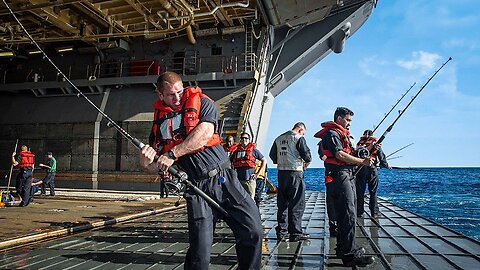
[397,51,441,73]
[442,38,479,51]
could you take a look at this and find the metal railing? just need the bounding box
[1,53,258,84]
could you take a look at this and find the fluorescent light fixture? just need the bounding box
[221,25,245,35]
[56,46,74,53]
[27,49,42,55]
[0,51,14,57]
[195,28,219,37]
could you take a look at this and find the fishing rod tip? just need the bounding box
[448,57,452,60]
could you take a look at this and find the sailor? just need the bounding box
[159,174,169,198]
[139,71,262,270]
[254,161,268,206]
[356,129,390,218]
[314,107,375,266]
[269,122,312,242]
[317,141,338,236]
[230,132,267,199]
[11,145,35,207]
[39,151,56,196]
[223,135,238,157]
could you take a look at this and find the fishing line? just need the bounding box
[386,143,414,158]
[372,82,416,134]
[3,0,229,217]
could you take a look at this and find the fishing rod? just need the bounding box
[375,57,451,146]
[6,139,19,192]
[372,82,416,134]
[2,0,229,217]
[355,57,452,175]
[386,143,414,158]
[386,155,402,161]
[391,166,442,174]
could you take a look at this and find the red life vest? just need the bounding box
[16,151,35,168]
[357,135,379,158]
[223,143,238,157]
[151,86,222,155]
[231,142,257,168]
[314,121,352,166]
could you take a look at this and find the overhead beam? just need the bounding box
[27,0,79,35]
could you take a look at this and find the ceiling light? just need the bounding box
[56,46,74,53]
[27,49,42,55]
[0,51,15,57]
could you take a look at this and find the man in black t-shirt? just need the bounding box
[315,107,375,267]
[139,72,262,270]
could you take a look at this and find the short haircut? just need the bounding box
[334,107,354,120]
[293,122,306,130]
[226,135,234,140]
[240,132,251,139]
[20,145,27,151]
[363,130,373,136]
[156,71,182,93]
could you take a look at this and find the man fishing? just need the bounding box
[355,130,390,218]
[139,71,262,270]
[314,107,375,267]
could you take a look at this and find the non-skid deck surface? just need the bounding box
[0,191,479,269]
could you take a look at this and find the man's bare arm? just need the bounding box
[335,151,373,166]
[171,121,214,158]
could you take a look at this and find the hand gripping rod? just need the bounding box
[3,0,229,218]
[354,57,452,176]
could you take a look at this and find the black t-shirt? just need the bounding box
[150,97,229,180]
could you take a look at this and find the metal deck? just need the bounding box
[0,191,479,269]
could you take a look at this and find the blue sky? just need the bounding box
[264,0,480,168]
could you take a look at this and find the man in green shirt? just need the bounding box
[39,152,56,196]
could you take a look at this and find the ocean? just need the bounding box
[267,167,480,241]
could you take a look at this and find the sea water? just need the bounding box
[267,167,480,241]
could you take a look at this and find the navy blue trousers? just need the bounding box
[41,172,56,196]
[15,168,33,207]
[275,170,305,239]
[159,180,169,198]
[330,168,357,256]
[254,178,265,204]
[355,166,379,215]
[184,168,262,270]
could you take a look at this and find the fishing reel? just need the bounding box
[356,146,370,158]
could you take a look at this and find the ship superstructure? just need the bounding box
[0,0,376,186]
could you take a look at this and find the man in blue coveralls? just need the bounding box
[139,71,262,270]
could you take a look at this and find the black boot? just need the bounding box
[341,247,374,267]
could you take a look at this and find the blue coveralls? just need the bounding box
[150,95,262,270]
[15,167,33,207]
[356,148,388,216]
